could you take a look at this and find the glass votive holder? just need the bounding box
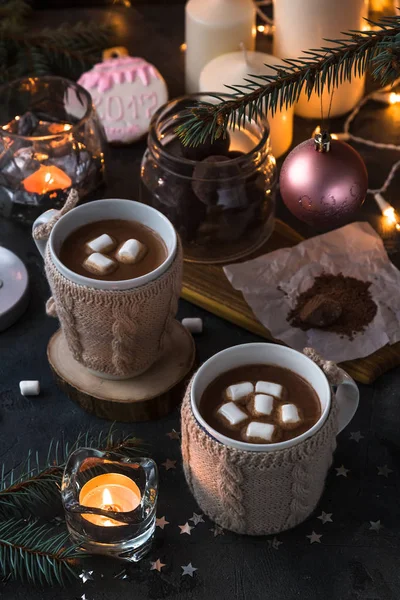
[140,93,277,264]
[61,448,158,562]
[0,76,106,223]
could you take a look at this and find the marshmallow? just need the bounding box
[117,239,147,264]
[225,382,254,402]
[246,421,275,442]
[253,394,274,416]
[182,318,203,334]
[255,381,283,398]
[83,253,117,276]
[279,404,301,429]
[19,380,40,396]
[217,402,247,426]
[86,233,116,254]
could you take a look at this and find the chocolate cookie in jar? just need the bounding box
[140,94,277,263]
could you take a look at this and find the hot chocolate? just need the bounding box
[59,219,168,281]
[199,364,321,444]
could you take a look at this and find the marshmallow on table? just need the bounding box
[86,233,116,254]
[83,253,117,276]
[279,403,302,429]
[255,381,283,399]
[117,239,147,264]
[19,380,40,396]
[217,402,247,426]
[246,421,275,442]
[182,318,203,334]
[253,394,274,416]
[225,382,254,402]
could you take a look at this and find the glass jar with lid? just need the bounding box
[140,94,277,264]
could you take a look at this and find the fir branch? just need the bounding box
[0,429,143,517]
[0,5,117,82]
[0,519,85,585]
[178,14,400,146]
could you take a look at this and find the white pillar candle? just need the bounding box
[199,50,294,158]
[273,0,369,118]
[185,0,256,94]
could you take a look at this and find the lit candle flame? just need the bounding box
[23,165,72,194]
[389,92,400,104]
[102,487,113,507]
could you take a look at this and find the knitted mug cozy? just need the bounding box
[44,241,182,378]
[181,377,338,535]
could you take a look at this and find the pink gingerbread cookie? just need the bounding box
[78,56,168,144]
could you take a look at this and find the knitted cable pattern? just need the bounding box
[44,240,182,378]
[181,376,339,536]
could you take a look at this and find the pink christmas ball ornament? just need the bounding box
[279,137,368,229]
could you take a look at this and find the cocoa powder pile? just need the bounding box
[287,273,377,339]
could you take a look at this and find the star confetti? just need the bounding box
[179,522,194,535]
[267,537,282,549]
[162,459,176,471]
[377,465,393,478]
[166,429,180,440]
[369,520,383,532]
[79,570,94,583]
[306,531,322,544]
[335,465,350,477]
[317,511,333,524]
[181,563,198,577]
[210,525,224,537]
[190,512,204,525]
[150,559,166,572]
[156,516,170,529]
[349,431,364,442]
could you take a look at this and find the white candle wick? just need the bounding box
[239,42,249,67]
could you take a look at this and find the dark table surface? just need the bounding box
[1,3,400,600]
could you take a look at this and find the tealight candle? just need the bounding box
[22,164,72,195]
[199,49,294,158]
[62,449,158,561]
[79,473,141,527]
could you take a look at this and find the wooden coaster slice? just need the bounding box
[47,321,196,422]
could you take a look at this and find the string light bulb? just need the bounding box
[374,193,400,231]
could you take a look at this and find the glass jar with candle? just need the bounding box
[0,76,106,223]
[140,94,277,264]
[62,448,158,561]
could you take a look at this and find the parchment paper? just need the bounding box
[224,222,400,362]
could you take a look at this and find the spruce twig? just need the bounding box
[0,428,143,517]
[0,519,86,585]
[177,14,400,146]
[0,1,117,83]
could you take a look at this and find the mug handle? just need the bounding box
[333,367,359,433]
[32,209,59,258]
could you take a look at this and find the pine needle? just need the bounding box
[0,519,86,585]
[0,428,143,517]
[177,14,400,146]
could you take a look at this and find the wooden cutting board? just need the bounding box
[182,219,400,385]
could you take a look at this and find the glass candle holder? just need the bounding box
[0,76,106,223]
[61,448,158,562]
[140,94,277,264]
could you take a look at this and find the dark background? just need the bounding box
[0,3,400,600]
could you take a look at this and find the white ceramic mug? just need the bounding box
[191,343,359,452]
[32,198,179,379]
[32,198,177,290]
